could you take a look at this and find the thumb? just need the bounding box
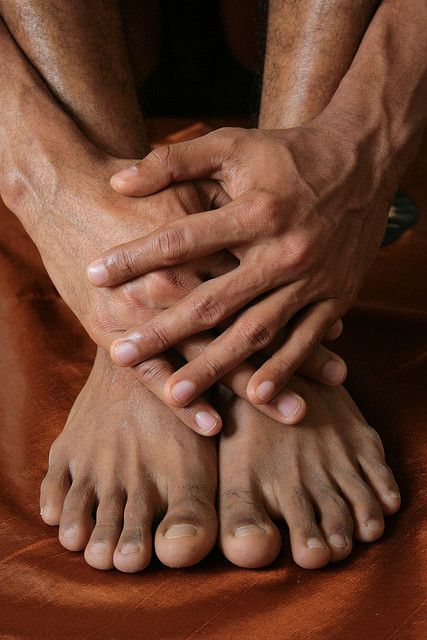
[110,132,224,196]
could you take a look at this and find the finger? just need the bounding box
[325,319,343,341]
[109,266,271,367]
[110,130,228,196]
[160,286,302,408]
[247,300,344,404]
[177,334,306,425]
[87,200,253,287]
[297,344,347,386]
[131,353,222,436]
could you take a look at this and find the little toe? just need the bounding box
[281,487,331,569]
[59,481,95,551]
[314,487,353,562]
[219,487,281,568]
[359,456,401,515]
[155,494,217,568]
[84,492,125,570]
[338,470,385,542]
[113,493,154,573]
[40,467,70,526]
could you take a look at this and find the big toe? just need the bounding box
[155,493,217,568]
[219,486,281,569]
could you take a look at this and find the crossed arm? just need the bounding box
[87,0,427,410]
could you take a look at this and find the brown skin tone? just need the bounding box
[0,2,404,570]
[105,0,426,412]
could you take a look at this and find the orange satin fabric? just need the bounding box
[0,120,425,640]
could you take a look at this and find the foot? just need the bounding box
[39,349,218,572]
[219,377,400,569]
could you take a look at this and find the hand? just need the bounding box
[92,122,392,406]
[6,125,336,431]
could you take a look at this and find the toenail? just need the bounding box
[87,263,109,286]
[329,533,348,548]
[62,525,79,539]
[120,542,140,555]
[112,165,138,181]
[195,411,218,434]
[385,490,400,501]
[277,394,301,419]
[256,381,275,402]
[114,341,140,365]
[164,524,198,539]
[233,524,266,537]
[40,505,51,519]
[307,537,325,549]
[366,519,382,532]
[171,380,196,403]
[90,541,107,554]
[322,360,346,384]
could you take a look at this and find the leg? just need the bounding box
[0,1,219,568]
[0,0,149,156]
[259,0,380,128]
[218,0,400,569]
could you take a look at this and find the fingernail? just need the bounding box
[114,341,140,365]
[195,411,218,434]
[329,533,348,548]
[277,394,301,419]
[164,524,198,539]
[90,542,107,554]
[256,380,275,402]
[112,166,138,181]
[322,360,346,384]
[120,542,140,555]
[62,525,79,540]
[87,263,109,286]
[171,380,196,403]
[307,537,325,549]
[234,524,266,537]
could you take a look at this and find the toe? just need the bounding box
[113,492,154,573]
[155,491,217,568]
[338,469,385,542]
[281,486,331,569]
[359,456,401,515]
[219,487,281,569]
[314,486,353,562]
[59,481,95,551]
[84,490,125,570]
[40,467,70,526]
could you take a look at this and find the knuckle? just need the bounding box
[155,225,188,262]
[200,355,223,380]
[106,245,139,280]
[237,320,273,351]
[142,270,184,307]
[149,144,171,168]
[135,358,168,384]
[191,293,224,328]
[298,329,321,354]
[146,322,171,351]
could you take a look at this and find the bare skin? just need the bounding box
[0,2,405,570]
[106,0,426,408]
[41,349,218,571]
[40,349,400,571]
